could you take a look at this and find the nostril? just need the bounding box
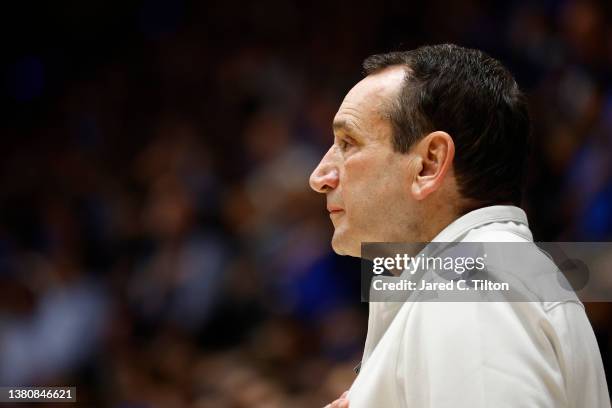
[311,171,338,193]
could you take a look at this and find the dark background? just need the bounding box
[1,0,611,406]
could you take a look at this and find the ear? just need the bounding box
[410,131,455,200]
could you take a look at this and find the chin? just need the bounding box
[331,231,361,257]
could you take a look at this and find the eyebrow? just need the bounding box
[332,119,360,133]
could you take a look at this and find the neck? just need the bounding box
[416,198,465,242]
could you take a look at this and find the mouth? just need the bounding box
[327,205,344,215]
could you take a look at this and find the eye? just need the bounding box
[339,137,353,151]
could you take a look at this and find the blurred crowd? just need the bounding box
[1,0,612,406]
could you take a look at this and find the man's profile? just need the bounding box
[310,44,610,408]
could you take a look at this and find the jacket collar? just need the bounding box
[431,205,529,243]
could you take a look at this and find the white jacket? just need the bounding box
[347,206,610,407]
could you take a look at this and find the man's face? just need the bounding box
[309,66,419,256]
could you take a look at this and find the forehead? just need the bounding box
[334,65,406,136]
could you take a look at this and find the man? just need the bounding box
[309,44,610,407]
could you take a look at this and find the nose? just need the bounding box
[309,147,339,193]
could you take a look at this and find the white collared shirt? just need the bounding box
[347,206,610,407]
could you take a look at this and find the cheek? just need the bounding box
[343,156,391,208]
[341,156,374,204]
[343,149,389,183]
[343,154,408,213]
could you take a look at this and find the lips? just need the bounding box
[327,205,344,214]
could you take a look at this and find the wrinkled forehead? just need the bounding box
[335,66,406,132]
